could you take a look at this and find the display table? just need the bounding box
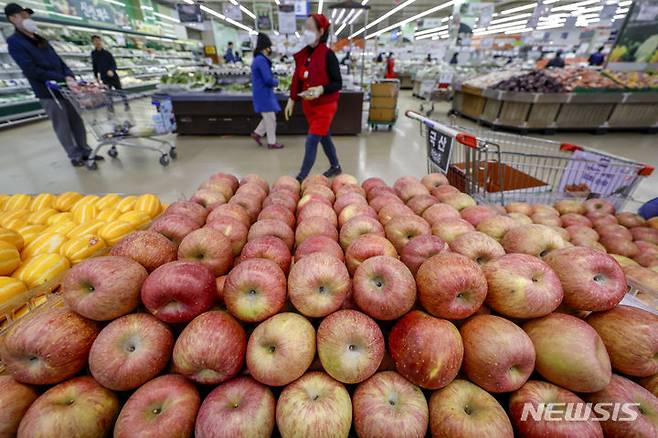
[157,91,364,135]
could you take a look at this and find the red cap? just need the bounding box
[311,13,331,31]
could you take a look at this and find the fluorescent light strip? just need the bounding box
[616,7,629,13]
[552,0,600,11]
[474,19,529,32]
[344,9,356,23]
[200,5,224,20]
[183,0,194,4]
[361,0,369,4]
[504,26,533,34]
[335,9,346,24]
[318,0,324,13]
[349,0,419,38]
[415,30,449,40]
[225,15,254,32]
[366,0,455,39]
[102,0,124,7]
[613,13,626,19]
[275,0,280,4]
[273,29,279,35]
[153,12,180,23]
[501,2,537,15]
[295,31,300,38]
[415,24,449,36]
[331,9,337,19]
[240,5,255,19]
[349,9,363,25]
[229,0,238,5]
[335,22,347,35]
[489,12,532,25]
[618,0,632,5]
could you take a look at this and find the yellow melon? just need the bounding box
[21,233,68,260]
[0,227,24,251]
[115,196,137,213]
[0,210,30,228]
[53,192,83,211]
[12,253,70,288]
[97,208,122,222]
[30,193,56,211]
[118,210,151,228]
[0,276,27,304]
[60,235,106,264]
[71,195,100,212]
[45,221,77,236]
[99,220,137,245]
[16,224,48,245]
[3,194,32,212]
[0,241,21,275]
[46,212,74,226]
[27,208,58,225]
[66,220,105,239]
[134,194,162,218]
[3,218,28,232]
[0,194,8,211]
[72,204,98,224]
[95,194,122,210]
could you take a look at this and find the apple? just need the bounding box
[299,192,333,212]
[436,192,476,211]
[369,194,403,213]
[378,203,414,225]
[236,183,268,204]
[362,177,387,194]
[208,203,251,228]
[650,217,658,230]
[384,215,431,253]
[336,186,366,201]
[163,201,208,226]
[636,252,658,268]
[247,218,295,249]
[191,189,227,209]
[276,372,352,438]
[338,203,378,228]
[301,173,330,189]
[611,253,641,267]
[303,183,334,201]
[586,305,658,377]
[483,253,563,319]
[532,204,560,216]
[149,213,200,245]
[508,212,533,225]
[177,227,234,276]
[597,223,633,240]
[195,376,275,438]
[617,211,646,228]
[430,218,475,244]
[334,192,368,215]
[416,252,487,320]
[339,215,385,249]
[274,175,301,193]
[632,226,658,244]
[246,312,315,386]
[399,235,446,275]
[209,172,239,191]
[640,374,658,397]
[270,186,300,204]
[141,259,216,322]
[421,172,449,190]
[449,231,505,265]
[544,246,626,311]
[430,184,460,198]
[317,310,385,384]
[624,265,658,291]
[421,203,461,226]
[110,230,177,272]
[509,380,604,438]
[505,202,533,215]
[395,179,429,202]
[228,195,262,222]
[238,235,291,274]
[523,313,611,392]
[62,255,148,321]
[600,235,639,257]
[592,214,619,227]
[295,235,345,262]
[114,374,200,438]
[353,255,416,320]
[262,192,297,213]
[554,199,585,215]
[223,257,287,322]
[476,215,519,241]
[331,173,358,191]
[288,252,350,317]
[89,313,173,391]
[429,379,514,438]
[240,174,269,192]
[501,224,568,258]
[0,376,38,437]
[389,310,463,389]
[406,194,438,216]
[531,212,563,227]
[345,234,398,275]
[460,315,535,393]
[295,217,338,247]
[367,185,396,202]
[172,310,246,384]
[585,374,658,438]
[298,201,338,227]
[561,212,593,228]
[204,216,248,256]
[584,198,615,215]
[353,371,428,438]
[199,180,234,201]
[17,376,119,437]
[460,205,498,227]
[567,224,599,241]
[0,305,99,385]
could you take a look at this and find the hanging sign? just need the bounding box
[278,4,297,34]
[427,127,454,174]
[255,3,273,30]
[222,3,242,21]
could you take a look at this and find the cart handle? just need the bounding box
[405,110,478,148]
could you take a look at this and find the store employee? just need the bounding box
[91,35,121,90]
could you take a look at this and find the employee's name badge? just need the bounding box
[303,71,309,79]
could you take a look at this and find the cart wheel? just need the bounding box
[169,148,177,159]
[108,147,118,158]
[86,161,98,171]
[159,155,170,167]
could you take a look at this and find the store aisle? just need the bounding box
[1,91,656,209]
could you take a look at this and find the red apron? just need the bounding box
[299,64,337,136]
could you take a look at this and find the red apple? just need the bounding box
[0,376,38,437]
[17,376,119,437]
[389,310,463,389]
[567,224,599,241]
[172,310,246,384]
[88,313,172,391]
[262,192,297,213]
[460,205,497,227]
[378,203,414,225]
[600,235,639,257]
[544,246,626,311]
[369,194,403,213]
[288,252,350,317]
[393,176,423,198]
[338,203,378,228]
[270,186,299,204]
[334,192,368,215]
[276,372,352,438]
[460,315,535,392]
[632,226,658,244]
[223,257,286,322]
[400,235,447,275]
[584,198,615,215]
[416,252,487,320]
[617,211,646,228]
[353,255,416,320]
[561,212,593,227]
[236,183,268,203]
[430,184,460,198]
[449,231,505,265]
[523,313,611,392]
[597,223,633,239]
[191,189,227,209]
[476,215,519,241]
[0,306,99,385]
[295,217,338,247]
[114,374,200,438]
[436,192,476,211]
[367,184,396,202]
[177,227,234,275]
[509,380,604,438]
[331,173,358,191]
[339,215,385,249]
[302,184,334,203]
[150,213,200,245]
[208,203,251,228]
[508,211,533,225]
[624,265,658,291]
[483,253,563,318]
[257,204,295,229]
[110,230,177,272]
[274,175,300,192]
[421,172,449,190]
[554,199,585,215]
[640,374,658,397]
[247,218,295,249]
[336,184,366,199]
[385,215,431,253]
[209,172,239,192]
[195,376,275,438]
[298,201,338,226]
[228,194,262,222]
[199,179,234,201]
[294,235,345,262]
[506,202,533,215]
[204,216,248,256]
[238,235,291,273]
[430,217,475,243]
[406,194,438,216]
[240,174,269,192]
[141,260,217,323]
[62,255,148,321]
[429,379,514,438]
[345,234,398,275]
[531,212,563,227]
[532,204,560,216]
[164,201,208,226]
[362,177,387,194]
[592,214,619,227]
[298,193,333,213]
[501,224,568,258]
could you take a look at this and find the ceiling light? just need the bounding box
[335,8,346,24]
[613,13,627,19]
[350,0,419,38]
[275,0,280,4]
[415,24,449,36]
[200,5,224,20]
[240,5,256,19]
[415,29,449,40]
[474,19,529,32]
[361,0,369,4]
[229,0,238,5]
[365,0,455,39]
[616,7,629,13]
[504,26,533,34]
[336,23,347,35]
[295,31,300,38]
[552,0,600,11]
[318,0,323,13]
[344,9,356,23]
[331,9,337,19]
[273,29,280,35]
[153,12,180,23]
[618,0,632,5]
[183,0,194,4]
[489,13,532,25]
[501,2,537,15]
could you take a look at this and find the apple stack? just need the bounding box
[1,172,658,438]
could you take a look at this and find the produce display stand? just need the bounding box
[368,79,399,131]
[397,72,414,90]
[157,91,364,135]
[453,83,658,133]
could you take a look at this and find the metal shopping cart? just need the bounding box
[405,110,654,210]
[47,81,177,170]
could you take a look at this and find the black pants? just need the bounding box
[40,98,90,160]
[102,75,129,109]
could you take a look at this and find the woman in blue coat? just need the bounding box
[251,33,283,149]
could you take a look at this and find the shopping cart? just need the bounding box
[405,110,654,210]
[46,81,177,170]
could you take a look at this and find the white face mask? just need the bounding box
[21,18,39,33]
[302,29,317,46]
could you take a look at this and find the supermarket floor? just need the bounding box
[1,91,657,209]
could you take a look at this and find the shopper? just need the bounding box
[224,41,237,63]
[546,50,565,68]
[91,35,120,89]
[385,52,396,79]
[250,33,283,150]
[5,3,101,167]
[588,46,605,66]
[284,13,342,181]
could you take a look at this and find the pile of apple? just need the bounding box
[1,172,657,438]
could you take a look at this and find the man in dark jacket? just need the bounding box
[5,3,101,167]
[91,35,121,89]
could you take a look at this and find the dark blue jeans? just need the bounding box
[297,133,340,179]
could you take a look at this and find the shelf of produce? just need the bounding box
[0,85,30,93]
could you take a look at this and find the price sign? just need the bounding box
[427,127,453,173]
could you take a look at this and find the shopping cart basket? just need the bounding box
[47,81,177,170]
[405,110,654,210]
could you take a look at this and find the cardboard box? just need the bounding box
[370,82,398,98]
[369,108,397,122]
[370,96,397,109]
